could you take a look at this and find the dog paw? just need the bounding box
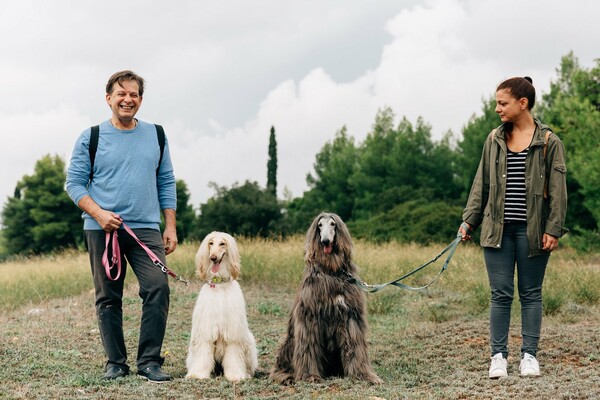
[224,372,250,382]
[305,375,323,383]
[185,372,211,380]
[270,371,294,385]
[367,374,384,385]
[285,376,296,385]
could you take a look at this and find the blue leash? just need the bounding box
[348,223,467,293]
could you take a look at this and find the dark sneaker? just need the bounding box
[103,366,129,380]
[137,366,173,383]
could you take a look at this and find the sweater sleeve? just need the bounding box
[156,135,177,211]
[65,128,92,207]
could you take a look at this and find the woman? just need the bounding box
[459,76,568,378]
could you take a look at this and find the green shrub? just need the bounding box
[367,291,405,315]
[349,200,463,244]
[543,289,565,316]
[467,282,490,315]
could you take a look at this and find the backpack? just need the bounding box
[88,124,165,181]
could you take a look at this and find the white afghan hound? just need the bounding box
[186,232,258,381]
[271,212,382,385]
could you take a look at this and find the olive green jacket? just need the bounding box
[463,119,568,257]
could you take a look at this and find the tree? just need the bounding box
[195,181,281,239]
[538,53,600,231]
[1,155,82,254]
[284,126,358,233]
[349,108,396,218]
[267,126,278,197]
[174,180,197,243]
[351,109,461,219]
[1,185,34,254]
[306,126,358,220]
[456,96,499,201]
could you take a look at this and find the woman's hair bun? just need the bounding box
[524,76,533,84]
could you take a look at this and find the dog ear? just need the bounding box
[196,233,212,281]
[332,214,353,258]
[224,233,241,279]
[304,213,324,262]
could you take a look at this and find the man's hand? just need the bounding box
[162,208,178,255]
[78,195,121,232]
[96,210,123,232]
[163,226,178,255]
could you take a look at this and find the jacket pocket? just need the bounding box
[480,217,495,244]
[533,174,544,195]
[553,163,567,174]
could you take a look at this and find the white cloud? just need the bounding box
[0,106,91,201]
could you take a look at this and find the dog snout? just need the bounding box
[210,254,218,262]
[321,238,331,246]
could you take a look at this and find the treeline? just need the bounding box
[1,53,598,256]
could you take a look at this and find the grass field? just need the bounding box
[1,238,599,399]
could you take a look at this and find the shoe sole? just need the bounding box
[138,375,172,384]
[520,372,541,377]
[102,375,128,380]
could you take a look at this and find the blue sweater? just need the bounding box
[66,120,177,230]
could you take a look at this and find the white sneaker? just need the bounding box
[489,353,508,379]
[520,353,540,376]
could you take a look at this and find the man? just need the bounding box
[66,70,177,382]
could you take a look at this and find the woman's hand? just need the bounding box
[459,222,472,241]
[542,233,558,252]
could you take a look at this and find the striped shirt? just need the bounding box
[504,148,528,222]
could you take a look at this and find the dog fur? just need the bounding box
[270,212,382,384]
[186,231,258,381]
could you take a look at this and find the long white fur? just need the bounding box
[186,232,258,381]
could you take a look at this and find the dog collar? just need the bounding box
[207,275,231,288]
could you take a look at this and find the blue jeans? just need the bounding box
[483,222,550,358]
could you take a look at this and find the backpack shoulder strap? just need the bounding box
[542,129,552,199]
[155,124,166,175]
[89,125,100,181]
[543,130,551,159]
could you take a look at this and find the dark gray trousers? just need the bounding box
[85,228,170,371]
[483,222,550,359]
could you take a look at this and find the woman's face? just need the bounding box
[495,89,527,123]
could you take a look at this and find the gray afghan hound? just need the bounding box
[270,212,382,384]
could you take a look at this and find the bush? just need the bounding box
[194,181,282,239]
[349,200,463,244]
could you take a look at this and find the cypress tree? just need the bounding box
[267,126,277,197]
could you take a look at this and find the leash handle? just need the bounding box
[102,223,189,285]
[460,222,472,236]
[102,231,122,281]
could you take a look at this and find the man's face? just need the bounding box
[106,80,142,122]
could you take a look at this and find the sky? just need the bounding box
[1,0,598,210]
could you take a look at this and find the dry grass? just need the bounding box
[1,238,600,399]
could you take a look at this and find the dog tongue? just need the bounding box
[324,244,333,254]
[211,263,220,273]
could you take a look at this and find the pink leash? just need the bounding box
[103,222,189,284]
